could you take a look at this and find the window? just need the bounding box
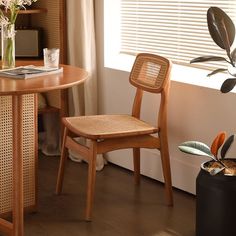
[120,0,236,71]
[104,0,236,91]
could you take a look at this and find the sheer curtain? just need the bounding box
[66,0,105,170]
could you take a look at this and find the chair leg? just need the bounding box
[56,127,69,195]
[85,140,97,221]
[159,133,173,206]
[133,148,140,185]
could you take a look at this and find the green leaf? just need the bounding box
[207,7,235,50]
[178,141,215,160]
[207,68,227,77]
[220,78,236,93]
[190,56,227,64]
[221,134,235,159]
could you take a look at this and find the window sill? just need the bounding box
[104,53,231,93]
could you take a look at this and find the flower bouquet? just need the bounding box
[0,0,37,69]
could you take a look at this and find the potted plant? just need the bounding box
[179,131,235,175]
[179,132,236,236]
[190,7,236,93]
[180,6,236,236]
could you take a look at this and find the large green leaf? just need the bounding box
[220,78,236,93]
[190,56,227,64]
[178,141,215,160]
[221,134,235,159]
[207,7,235,51]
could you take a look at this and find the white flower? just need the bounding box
[0,15,9,25]
[0,0,37,25]
[0,0,37,8]
[0,1,12,10]
[15,0,37,6]
[4,27,16,39]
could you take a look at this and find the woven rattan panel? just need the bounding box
[32,0,61,109]
[0,95,36,214]
[130,54,170,93]
[32,0,60,49]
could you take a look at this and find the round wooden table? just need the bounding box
[0,62,88,236]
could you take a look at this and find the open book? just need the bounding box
[0,66,63,79]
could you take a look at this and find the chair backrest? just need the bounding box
[129,53,171,93]
[130,53,172,125]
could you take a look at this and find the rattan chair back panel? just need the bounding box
[129,53,171,93]
[0,95,36,215]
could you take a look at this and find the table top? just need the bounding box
[0,61,88,95]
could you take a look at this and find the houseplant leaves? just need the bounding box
[220,78,236,93]
[231,48,236,62]
[207,7,235,60]
[221,134,235,159]
[190,7,236,93]
[179,133,236,175]
[190,56,227,64]
[210,132,226,158]
[178,141,216,160]
[207,68,227,77]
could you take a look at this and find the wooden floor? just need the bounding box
[3,152,196,236]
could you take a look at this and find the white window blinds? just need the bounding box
[121,0,236,70]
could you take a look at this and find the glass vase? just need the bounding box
[1,23,15,69]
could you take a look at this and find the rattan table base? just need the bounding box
[0,94,37,235]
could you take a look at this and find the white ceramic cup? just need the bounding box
[43,48,60,68]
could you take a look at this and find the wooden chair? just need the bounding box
[55,53,173,220]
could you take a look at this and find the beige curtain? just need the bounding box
[67,0,97,116]
[66,0,105,170]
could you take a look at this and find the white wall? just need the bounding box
[95,1,236,194]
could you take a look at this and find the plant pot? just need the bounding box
[196,160,236,236]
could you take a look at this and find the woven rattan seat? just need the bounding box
[56,53,173,221]
[63,114,159,139]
